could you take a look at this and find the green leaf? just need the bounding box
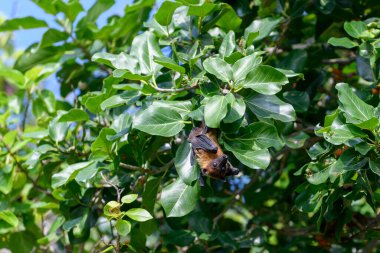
[155,1,181,26]
[336,83,378,129]
[224,96,246,123]
[328,37,358,48]
[52,161,95,188]
[92,52,139,71]
[14,46,64,72]
[75,163,98,182]
[0,166,14,194]
[369,158,380,176]
[227,122,283,149]
[307,167,330,185]
[175,142,198,185]
[224,142,270,169]
[204,95,229,128]
[0,16,48,31]
[130,31,163,74]
[0,210,18,227]
[121,194,138,204]
[39,29,69,48]
[344,21,367,38]
[48,115,69,143]
[100,91,140,110]
[188,2,216,17]
[244,17,282,44]
[285,131,309,149]
[104,201,122,219]
[113,69,151,81]
[91,128,117,160]
[116,219,131,236]
[203,57,233,82]
[152,100,193,118]
[219,31,235,58]
[245,93,296,122]
[58,109,89,122]
[321,114,367,145]
[242,66,288,95]
[125,208,153,222]
[161,179,199,217]
[232,53,262,82]
[0,67,25,88]
[83,0,115,23]
[214,4,241,31]
[133,107,185,137]
[283,91,310,113]
[58,0,84,21]
[153,56,186,74]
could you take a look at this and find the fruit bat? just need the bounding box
[188,122,239,186]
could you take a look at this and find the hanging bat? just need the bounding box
[188,122,239,186]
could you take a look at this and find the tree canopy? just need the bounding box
[0,0,380,252]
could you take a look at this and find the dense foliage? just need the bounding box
[0,0,380,252]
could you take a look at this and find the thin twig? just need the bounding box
[21,90,30,131]
[0,136,52,196]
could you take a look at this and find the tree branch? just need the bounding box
[148,80,199,93]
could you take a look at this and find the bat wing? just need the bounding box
[189,134,218,153]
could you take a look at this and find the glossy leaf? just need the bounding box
[91,128,117,159]
[224,142,270,169]
[134,107,185,137]
[336,83,378,129]
[203,57,233,82]
[155,1,181,26]
[125,208,153,221]
[0,67,25,88]
[52,161,95,188]
[175,142,198,185]
[344,21,367,38]
[242,66,288,95]
[204,95,229,128]
[219,31,235,58]
[58,109,89,122]
[39,29,69,48]
[130,31,163,74]
[0,16,48,31]
[0,210,18,227]
[161,179,199,217]
[116,219,131,236]
[121,194,138,204]
[153,56,186,74]
[328,37,358,48]
[245,93,296,122]
[232,53,262,82]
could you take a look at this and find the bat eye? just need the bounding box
[213,162,217,168]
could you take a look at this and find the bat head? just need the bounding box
[202,154,240,180]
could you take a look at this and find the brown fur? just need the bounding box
[188,124,239,180]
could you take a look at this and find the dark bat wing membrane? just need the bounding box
[189,131,218,167]
[190,134,218,153]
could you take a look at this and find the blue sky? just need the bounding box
[0,0,130,49]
